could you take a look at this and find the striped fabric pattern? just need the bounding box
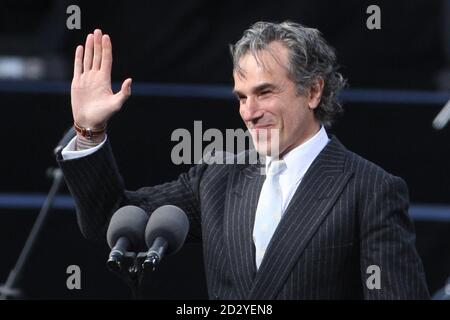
[57,135,430,299]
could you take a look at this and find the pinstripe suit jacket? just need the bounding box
[57,135,429,299]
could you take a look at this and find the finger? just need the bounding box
[83,33,94,71]
[101,34,112,76]
[92,29,102,70]
[114,78,132,105]
[73,45,83,78]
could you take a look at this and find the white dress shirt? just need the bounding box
[61,135,107,160]
[263,126,330,214]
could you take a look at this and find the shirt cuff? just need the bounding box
[61,135,107,160]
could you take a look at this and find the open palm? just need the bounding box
[71,29,132,129]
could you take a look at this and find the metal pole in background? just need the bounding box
[0,168,64,299]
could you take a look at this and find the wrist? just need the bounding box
[75,132,105,150]
[73,122,107,150]
[74,122,106,138]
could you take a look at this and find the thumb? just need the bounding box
[114,78,132,105]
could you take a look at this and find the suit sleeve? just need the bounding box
[359,175,430,299]
[57,139,206,243]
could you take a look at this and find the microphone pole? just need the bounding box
[0,127,74,299]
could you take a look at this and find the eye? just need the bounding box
[259,90,271,98]
[236,94,247,103]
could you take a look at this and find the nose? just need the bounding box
[240,96,263,123]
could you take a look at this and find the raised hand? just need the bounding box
[71,29,132,130]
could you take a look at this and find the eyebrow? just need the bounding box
[232,83,277,97]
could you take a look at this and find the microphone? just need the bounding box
[106,205,148,272]
[143,205,189,270]
[54,126,76,156]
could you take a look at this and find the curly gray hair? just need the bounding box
[230,21,346,127]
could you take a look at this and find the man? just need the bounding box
[58,21,429,299]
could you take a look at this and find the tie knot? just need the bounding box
[267,159,286,176]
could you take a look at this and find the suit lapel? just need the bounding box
[223,157,263,299]
[248,136,354,299]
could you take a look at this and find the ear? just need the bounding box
[308,77,324,110]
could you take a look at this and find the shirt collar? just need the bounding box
[265,126,330,185]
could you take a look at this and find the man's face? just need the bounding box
[233,41,321,158]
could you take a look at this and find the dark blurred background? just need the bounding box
[0,0,449,299]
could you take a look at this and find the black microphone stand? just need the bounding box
[0,168,65,299]
[106,251,155,300]
[0,127,74,299]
